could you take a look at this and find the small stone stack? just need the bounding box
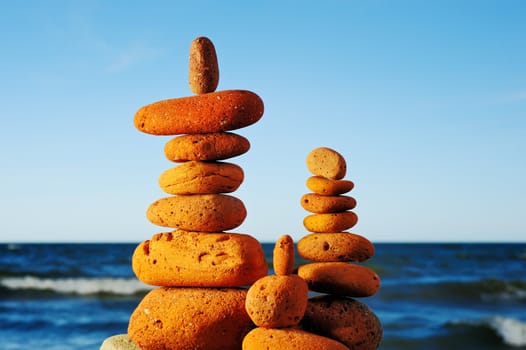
[102,37,269,350]
[297,147,383,350]
[243,235,349,350]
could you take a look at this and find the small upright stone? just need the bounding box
[273,234,295,275]
[189,36,219,94]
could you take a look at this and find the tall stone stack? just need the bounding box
[103,37,269,350]
[297,147,383,350]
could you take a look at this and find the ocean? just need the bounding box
[1,242,525,349]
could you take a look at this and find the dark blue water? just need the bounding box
[1,242,525,349]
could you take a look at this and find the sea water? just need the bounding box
[1,242,525,349]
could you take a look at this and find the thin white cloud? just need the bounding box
[507,90,526,102]
[107,41,163,73]
[498,90,526,103]
[65,3,163,73]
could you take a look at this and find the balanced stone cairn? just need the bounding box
[101,37,268,350]
[297,147,383,350]
[243,235,350,349]
[100,37,384,350]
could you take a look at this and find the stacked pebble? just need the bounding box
[101,37,268,350]
[297,147,383,350]
[243,235,349,350]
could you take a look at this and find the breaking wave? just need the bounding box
[0,275,152,296]
[380,278,526,303]
[447,316,526,347]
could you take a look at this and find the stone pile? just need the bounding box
[101,36,268,350]
[243,235,350,349]
[297,147,383,350]
[100,37,384,350]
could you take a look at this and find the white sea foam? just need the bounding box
[489,316,526,347]
[481,282,526,302]
[0,276,153,295]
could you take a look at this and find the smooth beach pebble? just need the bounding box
[306,147,347,180]
[273,234,295,275]
[134,90,264,135]
[164,132,250,162]
[100,334,141,350]
[302,295,383,350]
[298,262,380,297]
[146,194,246,232]
[301,193,357,213]
[128,287,252,350]
[242,327,350,350]
[303,212,358,233]
[297,233,374,262]
[189,36,219,94]
[158,161,244,195]
[132,231,268,287]
[245,274,308,328]
[306,176,354,195]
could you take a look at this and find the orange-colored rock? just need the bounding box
[243,327,350,350]
[134,90,264,135]
[189,36,219,94]
[297,262,380,297]
[306,176,354,195]
[297,233,374,262]
[128,287,252,350]
[146,194,246,232]
[245,275,308,328]
[273,234,295,275]
[306,147,347,180]
[303,212,358,233]
[159,161,244,195]
[301,193,356,213]
[302,295,383,350]
[164,132,250,162]
[132,231,268,287]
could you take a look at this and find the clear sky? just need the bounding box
[1,1,525,242]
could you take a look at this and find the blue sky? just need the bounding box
[1,1,525,242]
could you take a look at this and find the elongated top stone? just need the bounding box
[189,36,219,94]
